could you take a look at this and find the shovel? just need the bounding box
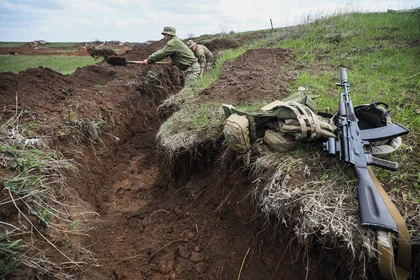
[106,56,170,66]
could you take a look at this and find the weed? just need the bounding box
[0,229,21,277]
[1,114,91,278]
[69,104,79,121]
[69,219,80,231]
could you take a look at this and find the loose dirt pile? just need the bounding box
[200,48,295,104]
[203,38,241,52]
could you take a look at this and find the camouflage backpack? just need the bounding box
[222,93,336,153]
[223,114,252,154]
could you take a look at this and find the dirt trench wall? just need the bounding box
[160,139,372,279]
[0,64,186,278]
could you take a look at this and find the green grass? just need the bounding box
[0,114,84,277]
[257,11,420,128]
[0,55,98,74]
[264,11,419,199]
[0,42,26,48]
[0,229,21,277]
[0,42,80,48]
[157,46,248,139]
[42,42,79,48]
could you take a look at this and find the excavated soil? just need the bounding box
[1,39,344,280]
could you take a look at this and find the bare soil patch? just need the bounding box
[200,48,295,104]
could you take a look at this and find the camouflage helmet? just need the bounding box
[161,26,176,36]
[186,39,196,49]
[354,102,402,157]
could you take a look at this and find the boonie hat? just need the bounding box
[161,26,176,36]
[186,40,196,49]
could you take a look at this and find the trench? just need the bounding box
[70,70,335,280]
[0,56,355,280]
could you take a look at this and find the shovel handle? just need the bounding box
[126,61,171,65]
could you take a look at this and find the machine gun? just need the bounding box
[323,68,409,232]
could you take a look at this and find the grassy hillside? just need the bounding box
[158,9,420,277]
[189,10,420,128]
[169,9,420,180]
[163,11,419,172]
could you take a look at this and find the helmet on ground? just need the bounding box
[186,40,196,49]
[161,26,176,36]
[354,102,402,157]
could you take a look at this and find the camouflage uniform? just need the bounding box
[147,27,200,86]
[194,44,215,70]
[186,40,215,71]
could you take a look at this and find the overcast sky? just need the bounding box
[0,0,418,43]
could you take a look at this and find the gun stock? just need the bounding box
[354,166,398,232]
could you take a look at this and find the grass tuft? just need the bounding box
[0,113,97,278]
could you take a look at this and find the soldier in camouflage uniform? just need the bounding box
[141,27,200,86]
[186,40,215,77]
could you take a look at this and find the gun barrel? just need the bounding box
[340,68,348,83]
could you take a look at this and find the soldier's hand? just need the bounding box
[142,59,148,65]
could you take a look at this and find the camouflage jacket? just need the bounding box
[194,44,215,68]
[147,36,197,71]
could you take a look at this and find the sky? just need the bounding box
[0,0,419,43]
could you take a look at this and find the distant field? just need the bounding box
[0,42,80,48]
[0,42,27,48]
[0,41,132,74]
[0,55,99,74]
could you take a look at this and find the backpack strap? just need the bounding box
[276,104,309,140]
[289,102,320,140]
[277,102,323,140]
[368,167,412,280]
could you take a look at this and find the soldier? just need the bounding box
[141,26,200,86]
[186,40,215,76]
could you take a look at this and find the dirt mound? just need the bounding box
[201,48,295,104]
[204,38,241,52]
[0,66,123,121]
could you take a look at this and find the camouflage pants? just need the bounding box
[205,62,214,70]
[184,61,200,86]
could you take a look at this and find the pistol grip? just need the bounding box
[365,154,398,171]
